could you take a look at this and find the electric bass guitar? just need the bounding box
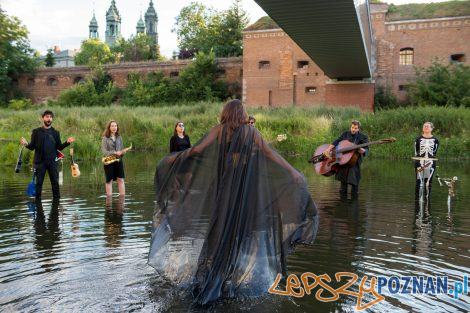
[70,148,80,177]
[309,138,396,176]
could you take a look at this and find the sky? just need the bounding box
[0,0,454,58]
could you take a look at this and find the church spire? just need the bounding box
[105,0,122,47]
[144,0,158,45]
[136,13,145,34]
[89,11,99,39]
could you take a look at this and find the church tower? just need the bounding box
[136,14,145,34]
[105,0,122,47]
[144,0,158,44]
[89,11,99,39]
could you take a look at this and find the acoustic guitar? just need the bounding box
[70,148,80,177]
[267,134,287,145]
[309,138,396,176]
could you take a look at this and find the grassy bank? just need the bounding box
[1,103,469,165]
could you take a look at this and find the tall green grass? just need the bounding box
[1,103,469,165]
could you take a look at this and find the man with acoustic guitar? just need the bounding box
[324,120,369,195]
[20,110,75,199]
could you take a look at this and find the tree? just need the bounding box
[112,33,160,62]
[45,48,56,67]
[74,38,115,67]
[215,0,249,57]
[173,1,249,57]
[0,8,39,105]
[409,61,470,107]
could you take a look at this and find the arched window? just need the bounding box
[73,76,85,84]
[399,48,414,65]
[47,77,58,86]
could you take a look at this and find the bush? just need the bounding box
[8,98,33,110]
[374,85,399,110]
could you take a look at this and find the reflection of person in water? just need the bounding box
[33,199,61,270]
[412,195,433,257]
[149,99,319,306]
[104,195,125,248]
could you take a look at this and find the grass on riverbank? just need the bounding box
[1,103,469,166]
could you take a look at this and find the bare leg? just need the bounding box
[117,178,125,196]
[105,182,113,196]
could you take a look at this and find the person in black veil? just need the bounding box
[149,99,319,305]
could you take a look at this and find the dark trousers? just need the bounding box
[340,182,358,194]
[35,160,60,199]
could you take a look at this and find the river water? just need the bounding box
[1,154,469,312]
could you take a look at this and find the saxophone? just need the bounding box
[102,144,132,165]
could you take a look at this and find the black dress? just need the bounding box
[170,135,191,152]
[149,124,319,305]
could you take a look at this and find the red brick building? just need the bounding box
[242,3,470,110]
[17,4,470,110]
[371,3,470,102]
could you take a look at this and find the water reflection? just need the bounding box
[104,195,125,248]
[0,156,469,312]
[32,198,62,271]
[412,192,433,258]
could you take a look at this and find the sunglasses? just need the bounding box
[177,124,185,127]
[249,121,255,125]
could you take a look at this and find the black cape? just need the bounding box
[149,124,319,305]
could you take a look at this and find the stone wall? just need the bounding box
[18,58,243,104]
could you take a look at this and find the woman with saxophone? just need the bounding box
[101,120,128,196]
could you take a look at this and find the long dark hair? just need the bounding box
[219,99,248,129]
[173,121,186,137]
[103,120,120,138]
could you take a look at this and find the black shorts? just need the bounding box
[104,161,125,183]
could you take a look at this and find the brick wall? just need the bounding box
[18,58,242,103]
[243,29,374,110]
[371,7,470,102]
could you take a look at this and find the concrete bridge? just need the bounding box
[253,0,373,79]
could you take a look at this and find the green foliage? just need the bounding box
[387,0,470,21]
[112,33,160,62]
[0,105,469,165]
[374,85,399,110]
[45,48,56,67]
[245,16,279,31]
[54,67,118,107]
[8,98,32,110]
[74,38,115,67]
[173,0,249,57]
[119,51,231,105]
[0,8,39,106]
[409,61,470,107]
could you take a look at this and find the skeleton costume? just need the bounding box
[414,135,439,197]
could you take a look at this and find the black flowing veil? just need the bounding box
[149,124,319,305]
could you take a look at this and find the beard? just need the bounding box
[44,120,52,127]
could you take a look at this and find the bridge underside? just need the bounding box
[254,0,372,79]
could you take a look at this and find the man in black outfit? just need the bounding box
[21,110,75,199]
[325,120,369,195]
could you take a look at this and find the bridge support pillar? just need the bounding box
[325,80,375,112]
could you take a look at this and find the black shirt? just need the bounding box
[170,135,191,152]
